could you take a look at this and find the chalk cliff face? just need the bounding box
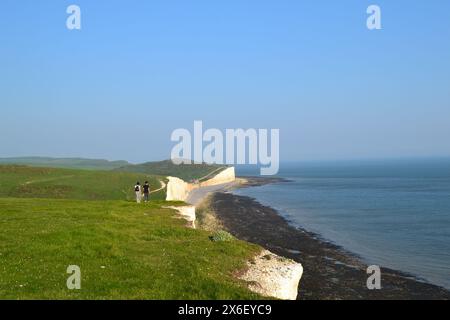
[165,167,236,201]
[239,250,303,300]
[166,176,193,201]
[199,167,236,187]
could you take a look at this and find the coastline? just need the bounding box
[203,177,450,300]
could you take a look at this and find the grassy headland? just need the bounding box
[0,164,261,299]
[0,198,260,299]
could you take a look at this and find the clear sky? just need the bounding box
[1,0,449,163]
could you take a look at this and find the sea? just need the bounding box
[234,158,450,290]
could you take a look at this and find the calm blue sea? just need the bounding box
[235,159,450,289]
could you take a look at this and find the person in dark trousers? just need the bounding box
[143,181,151,202]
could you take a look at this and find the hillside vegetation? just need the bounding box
[115,160,227,181]
[0,165,165,201]
[0,157,129,170]
[0,157,228,182]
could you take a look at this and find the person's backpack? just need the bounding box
[134,185,140,192]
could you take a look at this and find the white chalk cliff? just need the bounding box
[239,250,303,300]
[165,167,236,201]
[166,176,193,202]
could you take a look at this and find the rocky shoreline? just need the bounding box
[208,177,450,300]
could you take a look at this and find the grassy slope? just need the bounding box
[0,157,129,170]
[115,160,227,182]
[0,157,227,181]
[0,165,261,299]
[0,198,260,299]
[0,165,166,201]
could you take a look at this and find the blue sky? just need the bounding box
[1,0,449,163]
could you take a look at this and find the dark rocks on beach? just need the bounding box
[209,178,450,300]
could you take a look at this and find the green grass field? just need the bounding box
[0,165,166,201]
[0,165,261,299]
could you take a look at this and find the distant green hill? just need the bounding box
[0,158,227,181]
[0,157,129,170]
[115,160,227,182]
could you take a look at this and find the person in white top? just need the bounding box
[134,182,142,203]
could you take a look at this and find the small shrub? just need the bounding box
[209,230,234,242]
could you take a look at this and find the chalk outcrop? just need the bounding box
[165,167,236,202]
[164,205,196,228]
[199,167,236,187]
[166,176,194,201]
[239,250,303,300]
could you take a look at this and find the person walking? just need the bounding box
[143,181,151,202]
[134,182,142,203]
